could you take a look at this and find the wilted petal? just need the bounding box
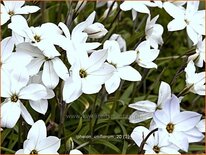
[129,111,153,124]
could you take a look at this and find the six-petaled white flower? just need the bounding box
[16,120,61,154]
[184,60,205,95]
[129,81,171,124]
[153,95,203,151]
[104,40,141,94]
[1,0,40,25]
[167,1,205,45]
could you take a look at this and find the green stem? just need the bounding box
[0,147,15,154]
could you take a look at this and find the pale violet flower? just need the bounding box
[1,68,47,128]
[153,95,203,151]
[129,81,171,123]
[135,40,159,69]
[109,34,127,52]
[104,40,141,94]
[184,60,205,95]
[63,49,114,103]
[131,126,180,154]
[154,1,186,10]
[188,37,205,68]
[8,15,63,57]
[1,0,40,25]
[16,43,69,89]
[167,1,205,45]
[16,120,61,154]
[145,15,164,49]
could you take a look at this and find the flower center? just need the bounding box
[11,95,19,102]
[79,69,87,78]
[153,145,160,153]
[166,123,174,133]
[34,35,41,42]
[8,10,14,16]
[109,62,117,68]
[30,149,38,154]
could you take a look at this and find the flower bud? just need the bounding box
[84,22,108,39]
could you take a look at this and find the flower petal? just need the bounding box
[37,136,61,153]
[157,81,171,107]
[129,111,153,124]
[167,19,186,31]
[129,101,156,112]
[27,120,47,143]
[20,102,34,125]
[174,111,201,131]
[117,66,141,81]
[29,100,48,115]
[1,101,21,128]
[105,73,121,94]
[19,84,47,101]
[42,61,59,89]
[63,77,82,103]
[52,57,69,80]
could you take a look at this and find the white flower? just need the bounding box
[109,34,127,52]
[135,40,159,69]
[1,0,40,25]
[28,72,55,114]
[184,60,205,95]
[104,40,141,94]
[84,22,108,39]
[1,68,48,128]
[167,1,205,45]
[196,119,205,133]
[16,120,60,154]
[58,12,101,64]
[63,49,114,103]
[153,95,203,151]
[8,15,63,57]
[131,126,180,154]
[16,43,69,89]
[69,149,83,154]
[1,37,31,74]
[188,37,205,67]
[145,15,164,49]
[120,1,158,14]
[129,81,171,123]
